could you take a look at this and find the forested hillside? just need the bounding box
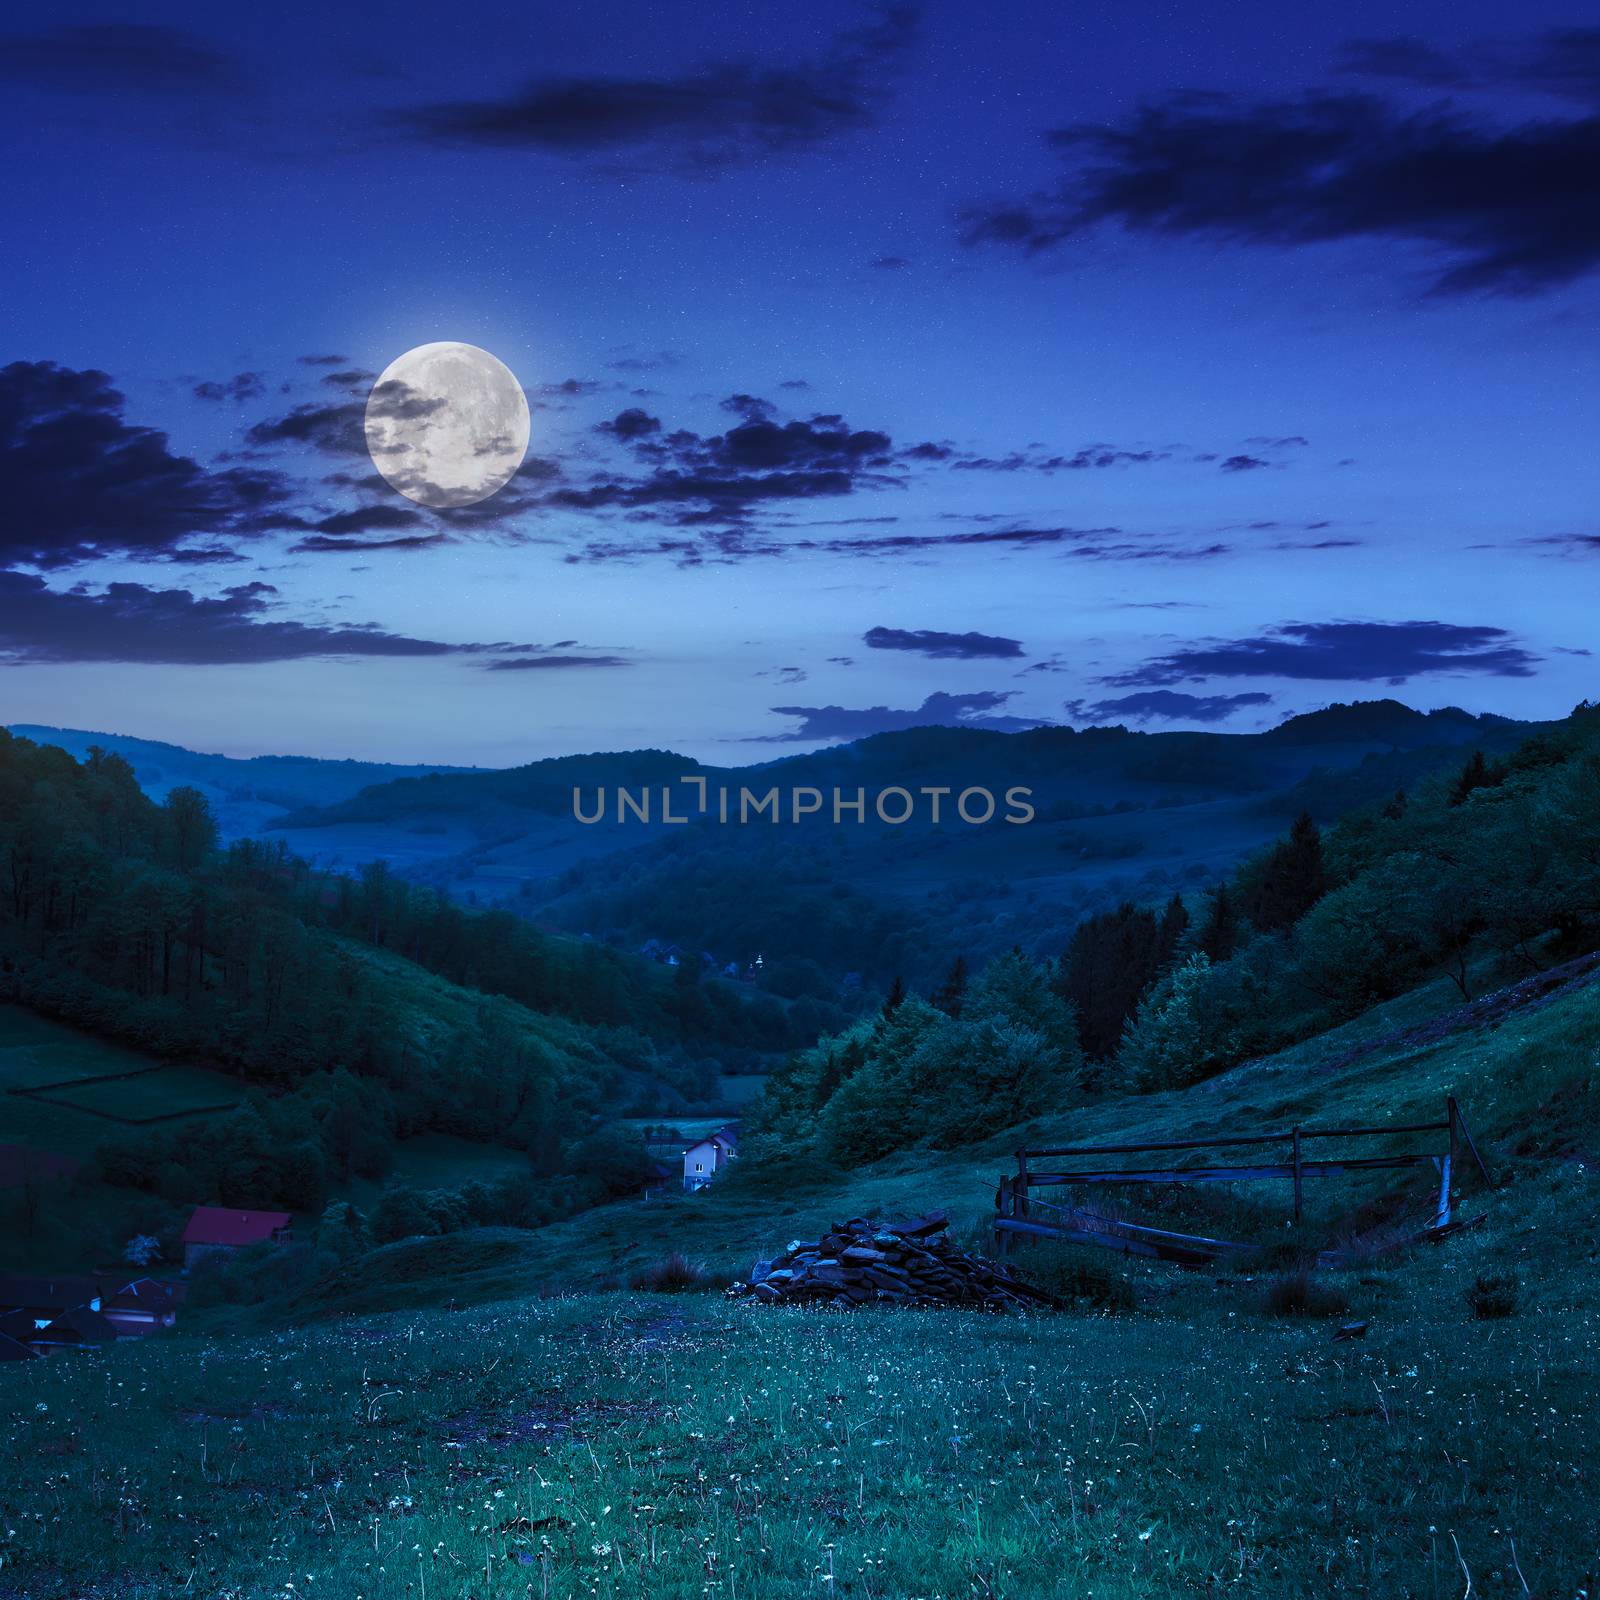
[0,729,821,1224]
[272,701,1538,991]
[759,702,1600,1163]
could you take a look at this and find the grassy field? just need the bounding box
[3,963,1596,1597]
[270,960,1600,1317]
[0,1006,243,1156]
[29,1063,240,1123]
[337,1134,539,1214]
[0,1004,171,1091]
[4,1210,1596,1600]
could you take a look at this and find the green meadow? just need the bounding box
[4,964,1596,1598]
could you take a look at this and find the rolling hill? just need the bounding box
[5,724,476,841]
[268,701,1545,988]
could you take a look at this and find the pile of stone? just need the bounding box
[729,1210,1057,1311]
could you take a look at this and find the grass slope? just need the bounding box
[280,956,1600,1311]
[4,957,1591,1596]
[5,1181,1595,1597]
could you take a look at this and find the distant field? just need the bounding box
[31,1063,239,1123]
[716,1073,766,1106]
[0,1005,169,1092]
[0,1005,239,1155]
[334,1133,534,1212]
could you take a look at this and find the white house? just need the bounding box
[682,1126,738,1191]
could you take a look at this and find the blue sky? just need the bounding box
[1,0,1596,762]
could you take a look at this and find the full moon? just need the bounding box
[364,342,530,508]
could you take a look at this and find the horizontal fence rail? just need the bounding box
[995,1095,1494,1268]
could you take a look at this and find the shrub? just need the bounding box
[1261,1269,1349,1318]
[1018,1244,1136,1311]
[628,1251,707,1293]
[1465,1271,1520,1319]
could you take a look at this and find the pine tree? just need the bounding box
[931,954,968,1017]
[1244,811,1327,932]
[1158,893,1190,962]
[1195,882,1241,962]
[1449,749,1506,806]
[882,974,906,1015]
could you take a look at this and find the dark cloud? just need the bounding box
[291,534,446,554]
[0,360,293,568]
[1104,620,1539,688]
[1525,532,1600,557]
[537,378,606,401]
[865,625,1025,660]
[298,354,351,368]
[1063,689,1273,725]
[949,443,1167,473]
[565,518,1229,568]
[563,393,900,530]
[805,526,1227,562]
[763,689,1048,743]
[0,572,471,665]
[193,372,265,404]
[246,398,366,457]
[961,76,1600,295]
[598,407,662,440]
[1338,28,1600,105]
[778,378,812,390]
[307,504,429,537]
[1219,454,1270,472]
[320,368,376,393]
[604,349,684,374]
[485,653,631,672]
[390,5,917,172]
[0,24,235,92]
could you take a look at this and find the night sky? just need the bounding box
[2,1,1597,764]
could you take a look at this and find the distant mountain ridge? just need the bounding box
[249,698,1547,989]
[5,725,476,841]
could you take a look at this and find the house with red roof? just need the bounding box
[181,1207,293,1269]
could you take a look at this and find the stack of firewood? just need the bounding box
[728,1210,1057,1311]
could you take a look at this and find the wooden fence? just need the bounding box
[995,1095,1494,1267]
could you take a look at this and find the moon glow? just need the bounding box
[364,342,530,508]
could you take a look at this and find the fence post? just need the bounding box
[1446,1095,1459,1206]
[1016,1148,1030,1224]
[1291,1125,1303,1226]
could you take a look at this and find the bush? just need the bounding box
[628,1251,709,1293]
[1465,1270,1520,1319]
[1260,1269,1349,1318]
[1018,1244,1136,1311]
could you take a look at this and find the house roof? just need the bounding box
[103,1278,185,1314]
[181,1207,292,1247]
[0,1308,43,1341]
[38,1306,119,1344]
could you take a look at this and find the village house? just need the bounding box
[181,1206,293,1270]
[0,1270,186,1356]
[683,1125,739,1191]
[641,1123,740,1193]
[101,1277,185,1335]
